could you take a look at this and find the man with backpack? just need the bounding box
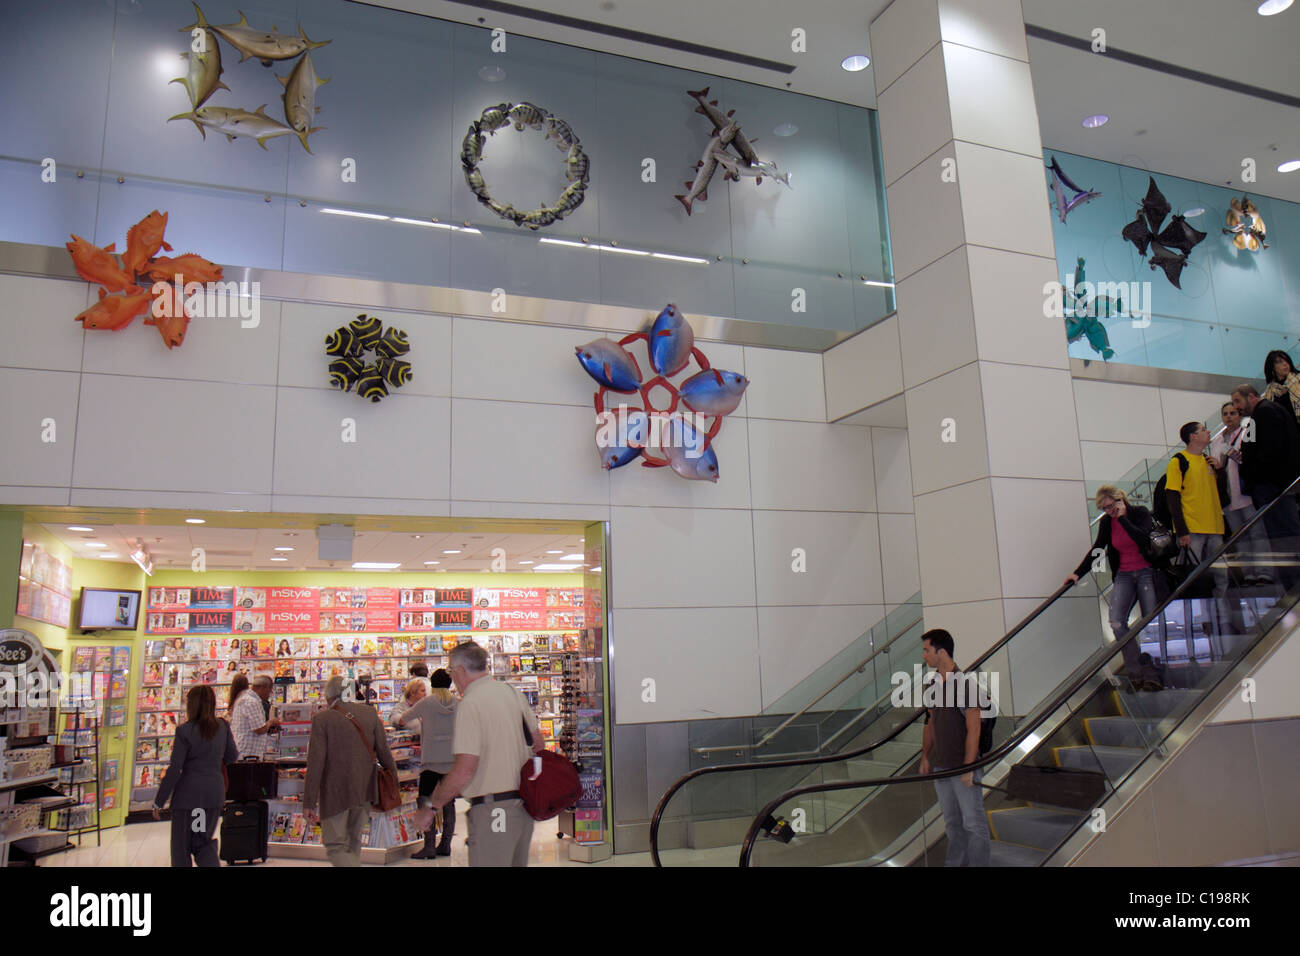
[918,629,991,867]
[1162,423,1229,602]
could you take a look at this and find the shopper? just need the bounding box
[421,642,544,867]
[389,677,428,734]
[1210,401,1272,585]
[303,675,399,867]
[1232,384,1300,588]
[1065,485,1160,681]
[152,684,238,868]
[1262,349,1300,427]
[917,629,990,868]
[230,674,279,759]
[395,669,458,859]
[1165,423,1229,598]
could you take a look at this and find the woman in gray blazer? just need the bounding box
[153,684,239,867]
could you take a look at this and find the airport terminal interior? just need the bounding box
[1,0,1298,872]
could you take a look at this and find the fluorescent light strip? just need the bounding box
[321,208,390,221]
[600,245,649,256]
[391,217,481,235]
[540,237,708,264]
[862,280,895,288]
[533,563,583,571]
[539,237,592,249]
[352,561,401,569]
[651,252,709,264]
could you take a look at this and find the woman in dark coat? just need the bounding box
[1066,485,1159,680]
[153,684,238,867]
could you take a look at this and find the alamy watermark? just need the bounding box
[1044,276,1152,329]
[150,276,261,328]
[889,666,999,717]
[594,404,712,459]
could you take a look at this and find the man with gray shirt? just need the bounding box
[304,676,399,867]
[395,669,457,858]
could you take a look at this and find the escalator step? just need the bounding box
[1084,716,1162,749]
[987,806,1081,851]
[1054,744,1143,779]
[989,840,1049,867]
[1116,688,1200,719]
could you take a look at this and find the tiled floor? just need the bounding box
[33,813,675,867]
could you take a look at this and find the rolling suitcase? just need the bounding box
[226,758,279,801]
[219,800,269,865]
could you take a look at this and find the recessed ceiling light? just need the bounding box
[1081,114,1109,128]
[478,64,506,82]
[85,542,107,549]
[519,560,535,565]
[274,547,294,552]
[411,534,422,539]
[1181,207,1205,218]
[424,561,441,565]
[99,553,120,559]
[559,553,584,561]
[68,526,94,532]
[1258,0,1293,15]
[546,550,564,554]
[186,518,205,524]
[533,563,583,571]
[1279,160,1300,173]
[443,550,461,554]
[589,566,602,573]
[353,561,402,570]
[773,123,798,137]
[270,557,289,562]
[840,55,870,72]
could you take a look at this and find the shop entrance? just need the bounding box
[0,506,609,866]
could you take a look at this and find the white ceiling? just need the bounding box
[43,524,590,573]
[360,0,1300,202]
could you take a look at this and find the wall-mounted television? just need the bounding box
[79,588,142,632]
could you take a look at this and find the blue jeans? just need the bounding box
[933,768,990,867]
[1108,567,1158,671]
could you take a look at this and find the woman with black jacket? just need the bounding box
[1066,485,1158,679]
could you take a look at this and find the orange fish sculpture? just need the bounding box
[65,235,136,293]
[145,303,192,349]
[143,253,223,285]
[74,287,155,331]
[122,210,173,276]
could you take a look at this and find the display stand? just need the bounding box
[58,708,102,847]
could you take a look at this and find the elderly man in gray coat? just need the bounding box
[304,676,399,866]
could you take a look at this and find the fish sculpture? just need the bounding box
[661,416,719,482]
[1147,240,1190,289]
[521,207,559,229]
[461,122,485,170]
[191,4,330,66]
[1063,258,1119,361]
[565,143,590,184]
[356,366,389,402]
[480,103,512,134]
[277,51,328,153]
[711,147,791,188]
[1119,177,1204,289]
[169,104,295,148]
[74,287,154,331]
[171,15,228,109]
[375,327,410,359]
[329,355,365,390]
[596,410,649,471]
[144,302,192,349]
[679,368,749,417]
[143,253,223,285]
[508,102,548,131]
[546,116,579,151]
[1046,156,1100,224]
[122,210,173,277]
[687,87,760,167]
[65,235,136,293]
[676,124,736,215]
[649,304,694,376]
[550,181,585,219]
[575,339,642,393]
[1223,196,1268,252]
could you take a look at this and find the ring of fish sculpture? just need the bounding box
[325,313,413,403]
[461,102,590,231]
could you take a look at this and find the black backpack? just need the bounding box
[1150,453,1189,528]
[978,711,996,756]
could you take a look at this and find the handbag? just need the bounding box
[339,705,402,812]
[1160,545,1216,600]
[517,718,582,822]
[1145,519,1178,567]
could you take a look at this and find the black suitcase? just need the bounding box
[1005,764,1107,811]
[226,759,279,801]
[219,800,269,865]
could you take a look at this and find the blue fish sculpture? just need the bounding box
[649,303,694,376]
[576,338,642,393]
[679,368,749,417]
[662,416,719,482]
[595,409,650,470]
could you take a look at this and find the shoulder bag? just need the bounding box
[338,705,402,812]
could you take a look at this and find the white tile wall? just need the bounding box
[0,275,89,372]
[980,362,1084,480]
[990,477,1091,599]
[904,362,989,496]
[270,495,452,517]
[608,415,752,510]
[870,0,942,95]
[609,506,757,609]
[884,148,967,282]
[1072,379,1166,444]
[871,427,914,513]
[823,317,904,422]
[896,247,977,391]
[937,0,1030,61]
[747,419,875,512]
[879,513,921,603]
[943,44,1041,159]
[954,141,1056,260]
[1248,626,1300,721]
[877,44,953,187]
[611,607,762,723]
[742,347,824,423]
[1158,387,1235,444]
[1080,441,1169,482]
[750,510,882,606]
[0,369,81,487]
[758,604,884,708]
[913,478,1001,605]
[916,597,1007,663]
[966,246,1069,370]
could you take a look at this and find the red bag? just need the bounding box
[519,749,583,822]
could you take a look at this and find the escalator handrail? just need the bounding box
[649,581,1073,865]
[735,470,1300,866]
[692,614,923,756]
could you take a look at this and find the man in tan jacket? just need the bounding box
[304,676,398,867]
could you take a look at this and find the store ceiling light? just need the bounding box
[1258,0,1293,15]
[424,561,440,565]
[841,55,870,72]
[352,561,402,569]
[274,546,294,551]
[443,549,462,554]
[270,557,289,562]
[589,566,602,573]
[186,518,205,524]
[546,550,564,554]
[68,526,95,532]
[85,542,107,549]
[559,553,584,561]
[321,207,390,221]
[1279,160,1300,173]
[1081,114,1109,128]
[1182,207,1205,218]
[533,563,583,571]
[99,553,120,559]
[519,560,535,565]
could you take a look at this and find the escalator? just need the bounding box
[652,477,1300,867]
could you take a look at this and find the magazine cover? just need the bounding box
[101,788,117,811]
[162,686,181,710]
[102,758,119,782]
[183,638,203,659]
[138,713,158,736]
[112,646,130,671]
[107,705,126,727]
[133,764,156,788]
[93,646,112,671]
[92,673,109,700]
[234,611,266,634]
[136,739,157,762]
[256,638,274,658]
[274,659,294,681]
[137,687,160,711]
[108,673,126,698]
[72,646,94,672]
[157,737,174,762]
[253,660,275,680]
